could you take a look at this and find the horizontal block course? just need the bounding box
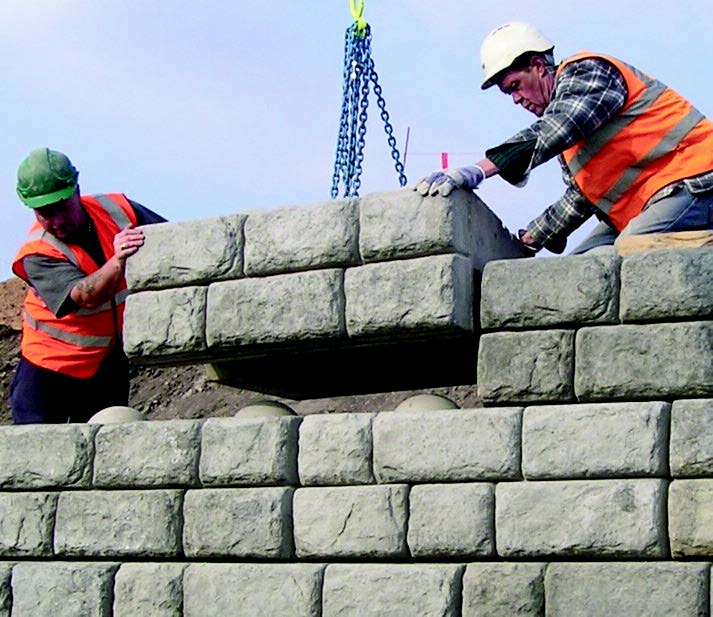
[126,215,244,291]
[199,416,300,486]
[373,408,521,483]
[0,425,95,489]
[183,563,325,617]
[545,562,710,617]
[670,399,713,477]
[298,413,375,485]
[522,402,670,479]
[54,490,182,558]
[323,564,464,617]
[478,330,575,404]
[0,493,57,557]
[575,322,713,400]
[669,479,713,557]
[293,485,408,558]
[345,254,473,337]
[206,269,346,348]
[93,420,201,487]
[462,563,545,617]
[113,563,185,617]
[183,488,294,558]
[496,479,667,558]
[481,253,620,329]
[244,199,359,275]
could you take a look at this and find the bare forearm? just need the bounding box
[475,158,500,177]
[69,256,125,308]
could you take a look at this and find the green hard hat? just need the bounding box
[16,148,79,208]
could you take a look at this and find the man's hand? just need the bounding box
[415,165,485,197]
[113,226,145,262]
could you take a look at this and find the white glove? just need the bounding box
[415,165,485,197]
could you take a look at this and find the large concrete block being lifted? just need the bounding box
[124,189,528,398]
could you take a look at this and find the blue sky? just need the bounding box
[2,1,713,277]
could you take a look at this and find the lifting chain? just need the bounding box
[330,21,407,199]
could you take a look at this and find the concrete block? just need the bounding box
[345,254,472,338]
[298,413,374,485]
[669,479,713,557]
[522,402,670,479]
[496,479,667,557]
[0,563,11,617]
[373,408,521,482]
[670,399,713,476]
[408,483,494,557]
[183,488,294,558]
[481,253,620,329]
[294,485,408,558]
[93,420,201,487]
[359,189,529,268]
[199,416,300,486]
[113,563,184,617]
[244,199,359,275]
[620,247,713,321]
[54,490,182,558]
[126,215,244,291]
[183,563,325,617]
[323,564,464,617]
[123,287,207,360]
[545,562,709,617]
[11,562,118,617]
[206,269,345,348]
[575,323,713,400]
[462,563,546,617]
[0,493,57,557]
[478,330,575,404]
[0,425,95,489]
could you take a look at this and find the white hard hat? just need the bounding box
[480,22,554,90]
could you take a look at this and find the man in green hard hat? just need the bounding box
[9,147,166,424]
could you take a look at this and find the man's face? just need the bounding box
[34,191,86,240]
[498,58,553,117]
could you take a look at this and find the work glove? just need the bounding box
[415,165,485,197]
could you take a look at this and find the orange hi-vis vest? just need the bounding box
[558,52,713,231]
[12,194,138,378]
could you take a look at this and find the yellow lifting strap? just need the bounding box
[349,0,367,37]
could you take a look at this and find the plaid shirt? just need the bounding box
[486,57,713,250]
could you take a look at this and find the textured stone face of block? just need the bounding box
[545,563,709,617]
[477,330,575,404]
[345,254,473,337]
[575,323,713,400]
[620,248,713,321]
[206,269,345,348]
[359,189,528,268]
[294,485,408,558]
[244,199,359,275]
[126,215,244,291]
[462,563,546,617]
[11,562,118,617]
[183,564,325,617]
[298,413,374,485]
[54,490,182,557]
[481,254,620,329]
[93,420,201,487]
[0,425,95,489]
[183,488,294,558]
[199,416,300,486]
[670,399,713,476]
[522,402,670,479]
[669,479,713,557]
[323,564,464,617]
[496,479,667,557]
[0,563,11,617]
[123,287,207,360]
[408,483,494,557]
[113,563,184,617]
[373,408,521,483]
[0,493,57,557]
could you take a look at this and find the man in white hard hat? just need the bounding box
[416,22,713,254]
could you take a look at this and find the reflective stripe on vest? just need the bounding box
[93,194,132,229]
[23,311,113,348]
[25,229,80,267]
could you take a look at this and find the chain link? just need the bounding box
[331,24,407,199]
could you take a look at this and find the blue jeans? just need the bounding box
[571,184,713,255]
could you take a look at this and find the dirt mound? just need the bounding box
[0,278,480,423]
